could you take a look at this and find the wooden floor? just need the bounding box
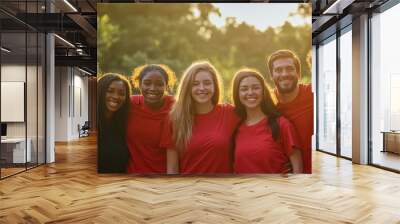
[1,167,26,178]
[1,136,400,223]
[1,163,45,178]
[372,150,400,171]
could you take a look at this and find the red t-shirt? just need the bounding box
[234,116,300,173]
[276,84,313,173]
[125,95,174,174]
[161,104,240,174]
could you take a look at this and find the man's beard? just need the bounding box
[275,78,298,94]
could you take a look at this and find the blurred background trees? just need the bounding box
[98,3,311,101]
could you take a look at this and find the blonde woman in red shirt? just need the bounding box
[162,61,240,174]
[231,69,303,173]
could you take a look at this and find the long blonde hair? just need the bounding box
[170,61,223,152]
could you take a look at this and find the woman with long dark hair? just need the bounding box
[97,73,132,173]
[231,69,303,173]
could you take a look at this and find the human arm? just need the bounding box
[288,147,303,173]
[167,149,179,174]
[279,116,303,174]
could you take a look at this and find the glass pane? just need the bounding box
[38,33,45,165]
[340,29,352,158]
[371,4,400,171]
[317,36,337,154]
[27,31,38,169]
[1,30,27,177]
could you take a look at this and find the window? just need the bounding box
[371,3,400,171]
[317,35,337,154]
[0,2,46,179]
[339,27,352,158]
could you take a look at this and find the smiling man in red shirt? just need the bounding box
[267,49,313,173]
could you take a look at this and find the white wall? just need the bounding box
[1,64,26,81]
[72,73,89,138]
[1,65,28,138]
[54,67,89,141]
[55,67,69,141]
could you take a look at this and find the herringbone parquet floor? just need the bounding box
[1,135,400,223]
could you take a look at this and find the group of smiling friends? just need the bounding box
[97,49,313,174]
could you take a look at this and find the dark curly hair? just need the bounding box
[131,64,177,90]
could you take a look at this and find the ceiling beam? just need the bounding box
[323,0,356,15]
[66,13,97,45]
[55,55,96,68]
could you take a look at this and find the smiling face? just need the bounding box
[105,80,127,113]
[271,57,299,94]
[139,70,167,108]
[239,76,263,110]
[191,70,215,105]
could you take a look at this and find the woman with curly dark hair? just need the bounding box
[97,73,132,173]
[126,64,177,174]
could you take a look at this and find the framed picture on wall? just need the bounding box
[97,3,313,175]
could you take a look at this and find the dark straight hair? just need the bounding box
[97,73,132,136]
[232,69,281,140]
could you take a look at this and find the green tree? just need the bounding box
[97,3,311,96]
[97,14,120,75]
